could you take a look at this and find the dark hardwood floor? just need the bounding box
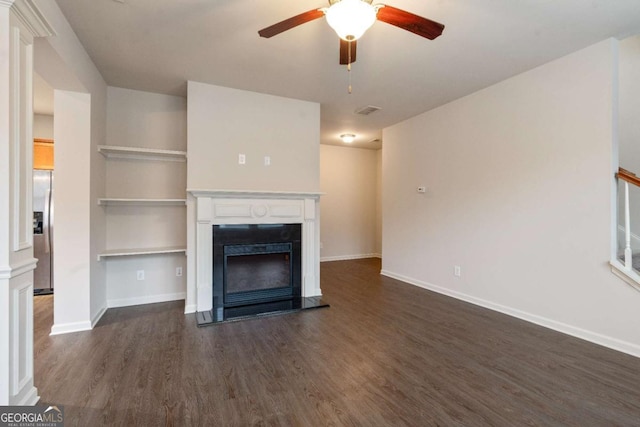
[34,259,640,426]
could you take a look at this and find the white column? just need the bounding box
[184,193,197,313]
[0,0,53,405]
[303,198,322,297]
[195,197,213,312]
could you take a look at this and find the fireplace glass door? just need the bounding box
[224,243,293,305]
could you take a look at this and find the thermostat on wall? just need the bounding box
[417,186,426,193]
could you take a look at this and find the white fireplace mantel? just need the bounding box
[189,189,323,200]
[186,189,322,313]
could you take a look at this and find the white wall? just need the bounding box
[107,87,187,152]
[619,35,640,249]
[187,81,320,192]
[33,114,53,139]
[34,0,108,333]
[620,35,640,171]
[105,87,187,307]
[53,90,92,329]
[320,145,380,261]
[382,39,640,357]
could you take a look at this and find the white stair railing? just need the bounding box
[616,168,640,276]
[624,179,633,269]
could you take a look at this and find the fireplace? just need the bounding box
[188,190,327,323]
[213,224,302,307]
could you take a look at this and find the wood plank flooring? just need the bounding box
[34,259,640,426]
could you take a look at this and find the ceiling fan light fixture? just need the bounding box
[340,133,356,143]
[325,0,378,41]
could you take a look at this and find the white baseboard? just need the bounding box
[50,320,92,336]
[380,269,640,359]
[16,386,39,406]
[321,253,381,262]
[91,306,107,328]
[184,304,197,314]
[107,292,186,309]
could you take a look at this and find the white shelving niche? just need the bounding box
[98,144,187,261]
[101,87,188,309]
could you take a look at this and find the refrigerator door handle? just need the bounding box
[44,188,51,253]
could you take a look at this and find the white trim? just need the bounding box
[321,253,381,262]
[10,25,22,253]
[0,1,16,8]
[49,320,92,336]
[91,306,107,328]
[0,257,37,279]
[610,259,640,291]
[184,304,197,314]
[15,385,38,406]
[11,280,33,396]
[107,292,186,309]
[10,0,55,37]
[380,269,640,359]
[188,189,323,199]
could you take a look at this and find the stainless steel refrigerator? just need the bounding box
[33,170,54,295]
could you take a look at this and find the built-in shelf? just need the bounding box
[99,143,187,263]
[98,145,187,161]
[98,198,187,206]
[97,246,187,261]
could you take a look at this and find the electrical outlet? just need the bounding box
[137,270,145,281]
[176,267,183,277]
[454,265,461,277]
[238,153,246,165]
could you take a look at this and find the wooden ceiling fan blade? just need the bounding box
[376,5,444,40]
[258,9,325,38]
[339,39,357,65]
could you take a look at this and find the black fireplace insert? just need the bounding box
[213,224,302,308]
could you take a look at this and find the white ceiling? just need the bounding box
[50,0,640,149]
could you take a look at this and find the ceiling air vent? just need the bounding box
[354,105,381,116]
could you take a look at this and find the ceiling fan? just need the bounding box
[258,0,445,66]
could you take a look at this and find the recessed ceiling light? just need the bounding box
[340,134,356,143]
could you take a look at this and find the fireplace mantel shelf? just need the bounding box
[188,189,323,199]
